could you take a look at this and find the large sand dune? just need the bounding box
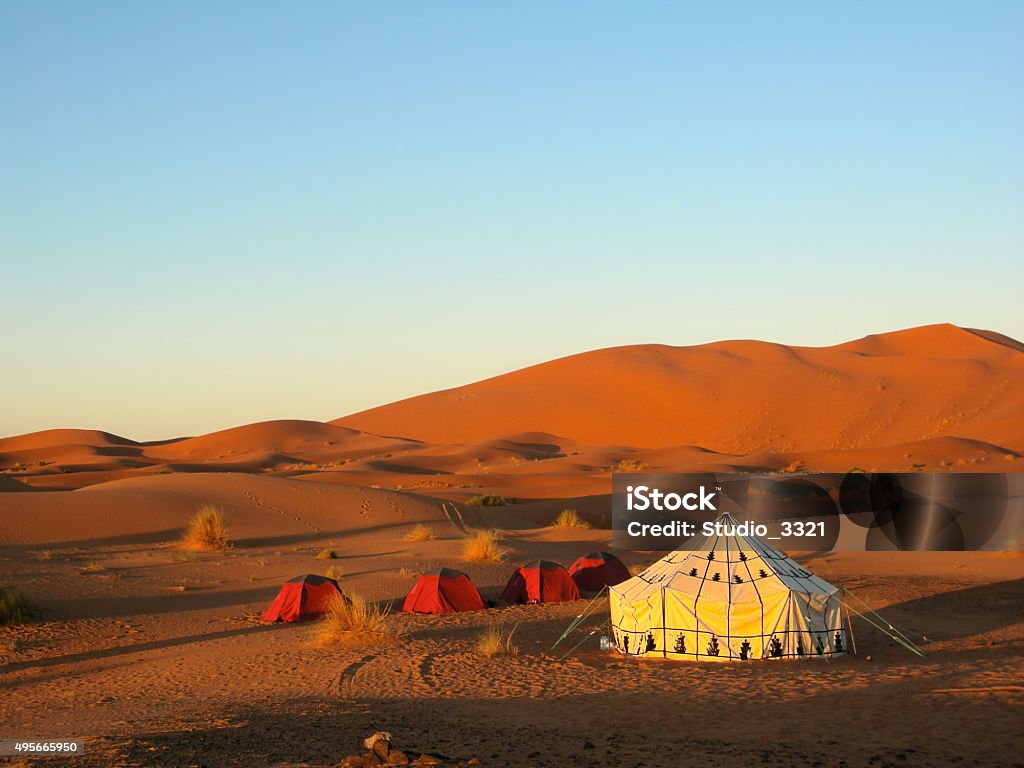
[336,323,1024,452]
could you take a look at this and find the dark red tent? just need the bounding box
[499,560,581,604]
[569,551,631,591]
[402,568,485,614]
[261,574,344,623]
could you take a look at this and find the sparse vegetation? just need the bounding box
[475,624,518,657]
[552,509,591,529]
[466,494,507,507]
[312,593,401,646]
[326,565,344,581]
[614,458,650,472]
[403,524,435,542]
[461,529,508,562]
[0,585,34,625]
[316,548,337,560]
[81,560,105,572]
[181,505,231,551]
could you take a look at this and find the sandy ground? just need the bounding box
[0,475,1021,768]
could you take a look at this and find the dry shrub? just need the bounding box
[316,548,337,560]
[312,593,401,646]
[326,565,344,580]
[467,494,506,507]
[461,530,507,562]
[475,624,518,657]
[181,505,231,551]
[552,509,591,529]
[81,560,105,572]
[403,524,434,542]
[614,458,650,472]
[0,585,34,625]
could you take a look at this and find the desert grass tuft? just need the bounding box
[475,623,518,657]
[181,505,231,551]
[403,524,435,542]
[316,548,337,560]
[311,593,401,646]
[81,560,105,573]
[461,529,508,562]
[614,458,650,472]
[0,585,34,626]
[552,508,591,529]
[326,565,344,580]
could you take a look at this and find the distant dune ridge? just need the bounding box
[336,323,1023,452]
[0,324,1021,493]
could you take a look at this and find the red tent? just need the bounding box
[402,568,486,614]
[569,551,631,591]
[261,574,344,623]
[499,560,581,604]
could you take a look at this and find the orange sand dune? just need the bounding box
[335,324,1024,453]
[146,419,417,461]
[1,325,1022,490]
[0,428,137,453]
[0,472,450,547]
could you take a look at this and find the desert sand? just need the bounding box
[1,324,1022,767]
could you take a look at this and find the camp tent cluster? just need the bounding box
[261,520,849,664]
[609,513,847,662]
[262,551,630,621]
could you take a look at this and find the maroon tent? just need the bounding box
[402,568,486,614]
[568,551,631,591]
[499,560,580,604]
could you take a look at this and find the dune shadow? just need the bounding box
[38,585,275,621]
[0,624,275,681]
[862,577,1024,645]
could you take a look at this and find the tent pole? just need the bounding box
[844,599,857,656]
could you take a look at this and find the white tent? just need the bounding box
[609,513,848,661]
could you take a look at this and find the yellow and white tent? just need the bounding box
[610,513,847,661]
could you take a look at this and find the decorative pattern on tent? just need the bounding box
[609,513,846,661]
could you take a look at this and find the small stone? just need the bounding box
[467,760,481,766]
[364,731,393,751]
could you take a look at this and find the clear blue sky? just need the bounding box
[2,1,1022,440]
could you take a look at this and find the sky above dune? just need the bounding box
[2,2,1022,440]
